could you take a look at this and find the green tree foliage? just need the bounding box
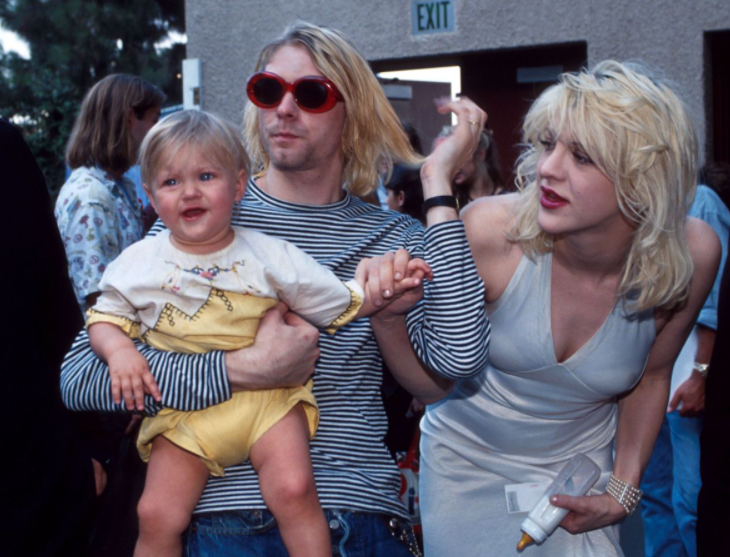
[0,0,185,196]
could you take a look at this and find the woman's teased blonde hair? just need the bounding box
[243,21,421,197]
[509,60,697,312]
[66,74,165,174]
[139,110,250,188]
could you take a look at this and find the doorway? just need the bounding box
[372,41,587,186]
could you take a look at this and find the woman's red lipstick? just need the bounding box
[540,186,568,209]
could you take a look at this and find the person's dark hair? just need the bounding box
[440,126,507,208]
[454,129,507,208]
[699,162,730,210]
[401,121,423,156]
[66,74,166,175]
[482,128,506,192]
[384,164,425,224]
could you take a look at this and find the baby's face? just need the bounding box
[145,146,245,254]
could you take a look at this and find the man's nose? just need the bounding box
[276,90,298,117]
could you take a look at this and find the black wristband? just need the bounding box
[422,195,458,213]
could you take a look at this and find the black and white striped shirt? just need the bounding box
[61,180,489,518]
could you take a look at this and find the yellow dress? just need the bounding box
[87,228,363,476]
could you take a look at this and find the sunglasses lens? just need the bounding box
[252,77,283,106]
[295,80,330,110]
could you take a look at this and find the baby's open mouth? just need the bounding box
[182,208,205,219]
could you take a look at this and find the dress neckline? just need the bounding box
[545,252,618,365]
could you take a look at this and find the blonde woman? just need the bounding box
[420,61,720,556]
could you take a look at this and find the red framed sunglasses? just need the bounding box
[246,71,344,113]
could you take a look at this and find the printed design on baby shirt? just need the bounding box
[160,259,263,297]
[144,287,279,354]
[141,255,277,354]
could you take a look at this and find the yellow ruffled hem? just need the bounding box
[325,280,364,334]
[86,309,141,338]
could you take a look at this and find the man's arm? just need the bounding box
[667,324,714,416]
[403,222,490,380]
[61,330,229,413]
[669,190,730,416]
[223,303,320,390]
[61,304,320,413]
[386,97,490,381]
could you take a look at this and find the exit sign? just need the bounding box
[412,1,455,35]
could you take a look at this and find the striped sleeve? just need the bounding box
[405,220,490,379]
[60,329,231,414]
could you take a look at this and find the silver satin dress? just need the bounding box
[420,253,656,556]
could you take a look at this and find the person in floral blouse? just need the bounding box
[55,74,165,311]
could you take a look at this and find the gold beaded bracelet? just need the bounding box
[606,474,643,517]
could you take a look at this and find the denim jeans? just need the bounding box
[184,508,415,557]
[641,412,703,557]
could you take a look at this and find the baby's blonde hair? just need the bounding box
[243,21,421,197]
[510,60,697,312]
[140,110,250,188]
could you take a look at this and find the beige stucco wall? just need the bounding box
[186,0,730,160]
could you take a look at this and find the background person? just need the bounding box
[0,118,98,556]
[54,72,165,557]
[640,181,730,557]
[384,164,426,225]
[55,73,165,312]
[419,61,720,556]
[697,225,730,557]
[436,125,507,209]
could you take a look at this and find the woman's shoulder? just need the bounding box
[461,193,524,301]
[60,167,115,201]
[461,193,520,252]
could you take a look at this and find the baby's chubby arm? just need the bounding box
[354,249,433,318]
[88,322,162,411]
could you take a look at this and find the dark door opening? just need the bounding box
[706,30,730,165]
[372,41,587,187]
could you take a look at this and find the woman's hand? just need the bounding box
[355,249,433,318]
[550,492,627,534]
[421,96,487,195]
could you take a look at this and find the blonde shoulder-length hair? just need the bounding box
[243,21,421,197]
[509,60,697,312]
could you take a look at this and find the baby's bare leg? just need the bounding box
[249,404,329,557]
[134,436,210,557]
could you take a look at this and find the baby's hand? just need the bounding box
[107,347,161,411]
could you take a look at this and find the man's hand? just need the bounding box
[91,458,107,496]
[224,303,320,390]
[107,346,161,411]
[667,370,706,417]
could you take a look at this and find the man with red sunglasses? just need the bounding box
[62,20,488,556]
